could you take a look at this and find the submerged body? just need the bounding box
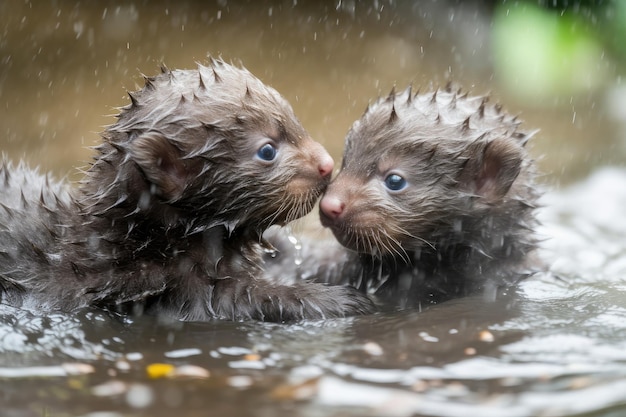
[0,60,373,321]
[269,86,540,309]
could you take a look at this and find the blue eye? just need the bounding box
[384,173,407,191]
[257,143,277,161]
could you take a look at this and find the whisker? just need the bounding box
[380,229,410,264]
[388,221,436,252]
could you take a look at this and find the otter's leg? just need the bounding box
[210,277,375,322]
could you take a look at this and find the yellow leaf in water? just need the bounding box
[146,363,175,379]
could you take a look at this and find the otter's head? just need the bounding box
[320,86,536,259]
[98,59,332,233]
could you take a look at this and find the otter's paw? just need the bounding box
[331,285,377,317]
[268,283,376,322]
[211,278,376,322]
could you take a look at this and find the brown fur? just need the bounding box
[268,85,540,309]
[0,59,374,321]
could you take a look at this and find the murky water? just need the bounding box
[1,2,626,416]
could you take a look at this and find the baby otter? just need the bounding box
[271,85,540,309]
[0,59,374,321]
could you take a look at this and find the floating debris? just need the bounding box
[479,330,495,343]
[362,341,384,356]
[464,347,477,356]
[146,363,175,379]
[244,353,261,361]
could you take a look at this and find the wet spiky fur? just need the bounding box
[270,85,540,308]
[0,59,374,321]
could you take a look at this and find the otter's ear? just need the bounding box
[459,138,523,200]
[130,132,188,201]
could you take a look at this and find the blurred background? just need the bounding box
[1,0,625,187]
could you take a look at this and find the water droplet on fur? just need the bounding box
[263,246,278,258]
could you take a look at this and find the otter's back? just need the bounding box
[0,161,75,306]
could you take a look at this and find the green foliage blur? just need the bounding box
[492,0,626,102]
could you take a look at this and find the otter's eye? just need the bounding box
[384,173,407,191]
[256,143,277,161]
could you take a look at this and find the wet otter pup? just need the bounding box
[272,85,540,309]
[0,59,373,321]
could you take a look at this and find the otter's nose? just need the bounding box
[308,140,334,179]
[320,195,345,220]
[317,152,334,178]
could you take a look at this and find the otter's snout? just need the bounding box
[319,174,359,227]
[320,194,346,223]
[283,138,334,214]
[310,141,334,180]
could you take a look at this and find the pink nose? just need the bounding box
[317,152,334,178]
[320,194,345,220]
